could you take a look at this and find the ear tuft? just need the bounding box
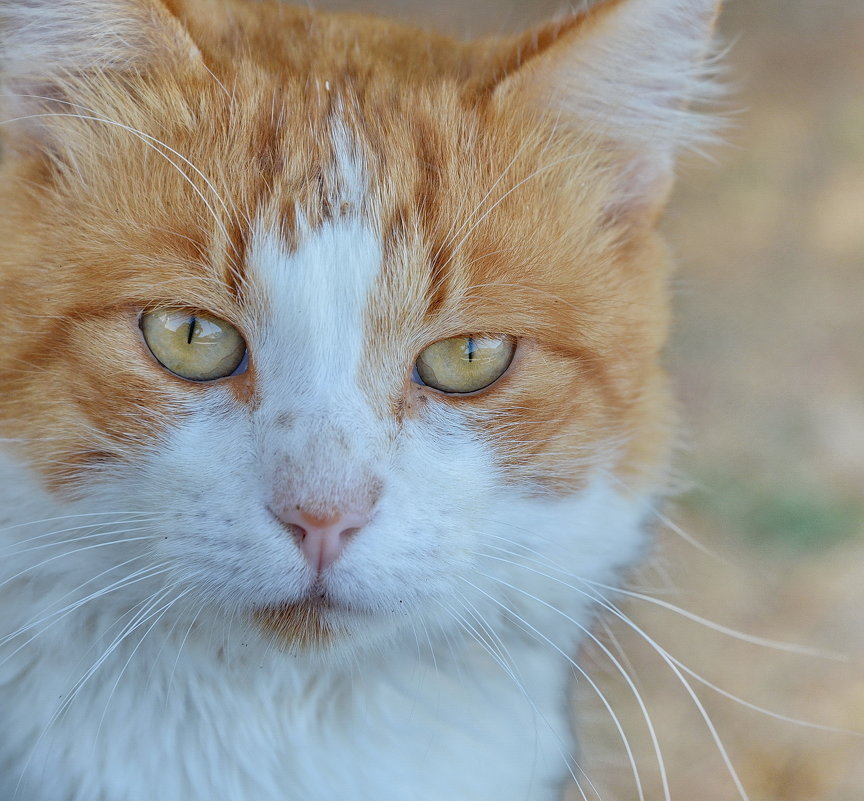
[1,0,202,153]
[0,0,201,82]
[495,0,725,218]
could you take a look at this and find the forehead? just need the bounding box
[246,208,385,402]
[232,102,530,415]
[239,114,444,417]
[55,43,626,351]
[188,80,634,397]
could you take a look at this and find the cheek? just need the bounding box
[462,341,661,494]
[122,410,309,604]
[372,417,500,559]
[3,314,194,491]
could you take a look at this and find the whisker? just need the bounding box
[59,584,182,719]
[432,133,536,264]
[164,599,207,706]
[415,611,440,677]
[12,583,180,798]
[581,579,849,662]
[5,524,159,557]
[0,511,158,535]
[481,547,858,738]
[477,536,848,662]
[0,535,165,591]
[2,108,239,264]
[438,150,592,275]
[456,576,654,801]
[584,586,751,801]
[14,91,244,231]
[604,471,727,562]
[670,651,863,736]
[436,595,598,801]
[0,562,172,661]
[95,587,193,742]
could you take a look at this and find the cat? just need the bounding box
[0,0,721,799]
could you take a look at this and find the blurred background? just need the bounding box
[312,1,864,798]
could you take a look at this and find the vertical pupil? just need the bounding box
[186,316,197,345]
[467,337,475,362]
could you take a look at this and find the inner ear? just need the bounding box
[0,0,203,80]
[487,0,722,222]
[0,0,204,153]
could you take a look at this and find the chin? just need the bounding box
[250,592,410,656]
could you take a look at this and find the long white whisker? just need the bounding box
[415,612,440,677]
[0,511,158,534]
[439,151,589,274]
[164,600,207,707]
[13,583,179,798]
[95,587,193,741]
[0,534,165,591]
[604,471,726,561]
[482,549,856,737]
[0,571,174,692]
[478,536,846,662]
[582,579,848,661]
[14,91,243,231]
[671,653,863,735]
[457,576,652,801]
[2,110,236,251]
[61,585,181,718]
[437,595,597,801]
[6,524,158,556]
[0,559,170,651]
[433,133,535,265]
[582,586,751,801]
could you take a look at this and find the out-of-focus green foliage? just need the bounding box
[683,474,863,552]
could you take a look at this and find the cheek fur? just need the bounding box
[0,306,259,491]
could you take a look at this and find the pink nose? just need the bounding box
[273,506,370,573]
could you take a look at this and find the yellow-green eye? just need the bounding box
[140,309,247,382]
[414,336,515,394]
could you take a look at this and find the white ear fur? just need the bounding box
[497,0,724,214]
[0,0,202,153]
[0,0,201,80]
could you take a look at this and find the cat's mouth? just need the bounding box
[252,593,365,648]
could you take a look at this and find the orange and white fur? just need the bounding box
[0,0,720,799]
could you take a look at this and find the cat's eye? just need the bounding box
[140,309,247,382]
[414,335,515,394]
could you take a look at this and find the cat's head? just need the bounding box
[0,0,720,655]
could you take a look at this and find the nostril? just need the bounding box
[281,521,308,543]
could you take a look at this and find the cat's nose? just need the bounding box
[274,506,371,573]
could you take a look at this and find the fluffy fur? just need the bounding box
[0,0,720,798]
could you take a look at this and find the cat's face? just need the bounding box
[0,0,718,654]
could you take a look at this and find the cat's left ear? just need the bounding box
[493,0,723,221]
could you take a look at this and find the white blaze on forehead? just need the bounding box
[246,120,383,410]
[247,214,382,408]
[329,119,367,210]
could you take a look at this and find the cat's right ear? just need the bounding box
[0,0,203,151]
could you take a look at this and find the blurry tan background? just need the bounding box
[312,1,864,798]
